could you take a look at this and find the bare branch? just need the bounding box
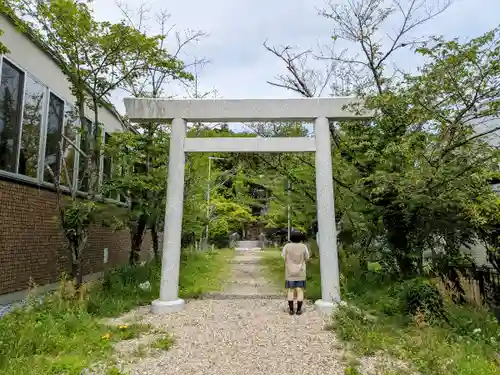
[265,0,452,98]
[318,0,452,93]
[116,2,207,99]
[263,40,316,97]
[62,133,88,159]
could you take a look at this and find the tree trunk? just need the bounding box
[88,96,100,198]
[72,259,83,289]
[71,234,88,289]
[383,209,416,277]
[130,214,148,266]
[151,223,160,263]
[77,91,88,194]
[71,246,81,288]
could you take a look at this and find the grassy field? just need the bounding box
[260,250,500,375]
[333,280,500,375]
[0,248,234,375]
[179,248,233,298]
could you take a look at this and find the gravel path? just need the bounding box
[116,250,346,375]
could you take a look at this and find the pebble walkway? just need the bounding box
[117,250,345,375]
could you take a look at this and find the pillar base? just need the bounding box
[150,298,185,315]
[314,299,338,314]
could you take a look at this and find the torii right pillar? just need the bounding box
[313,116,341,313]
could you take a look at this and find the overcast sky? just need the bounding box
[91,0,500,114]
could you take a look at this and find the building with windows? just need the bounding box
[0,13,153,302]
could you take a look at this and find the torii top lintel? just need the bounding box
[123,97,372,123]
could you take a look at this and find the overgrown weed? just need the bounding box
[261,250,500,375]
[0,248,233,374]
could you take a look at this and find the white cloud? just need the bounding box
[91,0,500,113]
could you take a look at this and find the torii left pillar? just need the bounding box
[151,118,186,314]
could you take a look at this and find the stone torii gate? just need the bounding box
[124,97,371,314]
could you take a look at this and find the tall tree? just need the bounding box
[265,0,452,97]
[102,3,205,263]
[104,128,170,264]
[264,0,500,277]
[14,0,190,194]
[6,0,191,282]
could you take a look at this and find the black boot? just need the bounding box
[296,301,303,315]
[288,300,295,315]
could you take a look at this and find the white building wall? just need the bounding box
[0,14,123,134]
[460,106,500,268]
[463,242,490,266]
[0,14,124,196]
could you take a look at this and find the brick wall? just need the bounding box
[0,178,160,296]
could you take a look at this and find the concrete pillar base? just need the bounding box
[314,299,338,314]
[150,298,185,315]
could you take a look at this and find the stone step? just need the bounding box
[223,279,271,286]
[201,293,285,300]
[229,258,261,265]
[230,264,261,272]
[235,240,261,248]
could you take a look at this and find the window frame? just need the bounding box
[18,74,49,180]
[0,54,122,204]
[41,89,66,184]
[98,124,105,191]
[102,131,111,193]
[0,56,26,175]
[12,63,26,175]
[60,103,81,194]
[76,116,96,194]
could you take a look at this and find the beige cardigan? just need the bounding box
[282,243,309,281]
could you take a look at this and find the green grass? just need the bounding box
[332,295,500,375]
[87,248,234,316]
[151,334,175,350]
[0,248,234,374]
[260,249,321,300]
[0,292,134,375]
[344,365,362,375]
[334,261,500,375]
[179,248,233,298]
[261,251,500,375]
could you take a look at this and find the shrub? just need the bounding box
[86,262,161,317]
[331,302,396,356]
[400,278,447,323]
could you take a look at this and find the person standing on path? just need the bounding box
[282,231,309,315]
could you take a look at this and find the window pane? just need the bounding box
[94,123,101,191]
[102,132,112,196]
[43,92,64,182]
[78,118,92,191]
[18,76,44,177]
[119,164,128,203]
[102,132,119,200]
[0,59,24,173]
[60,104,78,188]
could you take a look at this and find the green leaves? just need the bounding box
[2,0,195,267]
[19,0,190,103]
[103,124,169,220]
[321,26,500,275]
[0,29,9,54]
